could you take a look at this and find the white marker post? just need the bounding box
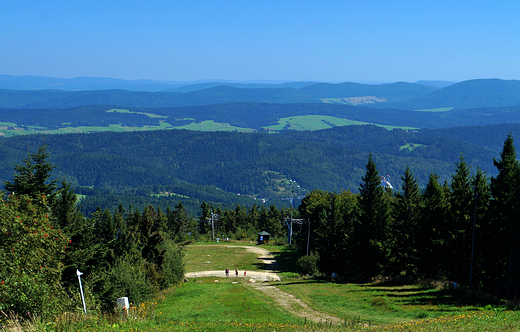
[77,269,87,314]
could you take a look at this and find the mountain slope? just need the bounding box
[300,81,437,101]
[376,79,520,110]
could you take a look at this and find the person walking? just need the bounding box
[225,268,229,277]
[244,270,247,277]
[235,268,238,277]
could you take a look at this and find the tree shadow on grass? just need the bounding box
[386,288,505,308]
[272,246,299,273]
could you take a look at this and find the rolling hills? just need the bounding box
[2,77,520,111]
[2,76,520,216]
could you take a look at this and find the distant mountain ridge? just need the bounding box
[375,79,520,110]
[1,76,520,111]
[300,81,437,102]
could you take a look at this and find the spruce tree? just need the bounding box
[389,166,422,276]
[490,134,520,298]
[420,173,450,279]
[448,155,473,284]
[471,168,491,290]
[353,154,391,279]
[4,143,57,202]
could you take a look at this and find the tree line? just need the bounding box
[2,133,520,319]
[0,145,185,319]
[294,134,520,301]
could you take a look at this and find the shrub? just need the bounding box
[0,194,70,319]
[296,251,320,276]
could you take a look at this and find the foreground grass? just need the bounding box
[156,278,304,325]
[4,243,520,331]
[273,279,503,326]
[7,285,518,332]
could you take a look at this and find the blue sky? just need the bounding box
[2,0,520,83]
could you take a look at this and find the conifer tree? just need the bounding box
[490,134,520,298]
[472,167,491,290]
[353,154,391,279]
[4,143,57,202]
[389,166,422,276]
[198,201,212,235]
[419,173,450,279]
[448,155,473,284]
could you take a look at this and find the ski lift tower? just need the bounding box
[206,209,219,241]
[283,217,305,244]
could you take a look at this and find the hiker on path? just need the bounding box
[244,270,247,277]
[235,268,238,277]
[225,268,229,277]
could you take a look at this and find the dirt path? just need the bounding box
[249,282,343,325]
[184,245,342,324]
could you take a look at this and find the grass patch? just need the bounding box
[184,243,265,273]
[400,142,425,151]
[0,122,175,137]
[264,115,416,131]
[106,108,168,118]
[413,107,454,112]
[156,279,303,325]
[173,120,254,132]
[272,279,510,327]
[151,192,189,198]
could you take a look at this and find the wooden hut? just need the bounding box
[257,231,271,244]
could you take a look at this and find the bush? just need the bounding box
[104,257,154,307]
[160,240,185,287]
[0,194,70,319]
[296,251,320,276]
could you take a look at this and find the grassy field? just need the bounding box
[173,120,255,132]
[0,114,414,137]
[0,122,175,137]
[184,243,264,273]
[399,142,425,151]
[105,108,168,118]
[3,242,520,331]
[413,107,454,112]
[264,115,416,131]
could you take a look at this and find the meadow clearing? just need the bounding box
[2,241,520,331]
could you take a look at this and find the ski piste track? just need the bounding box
[184,245,343,324]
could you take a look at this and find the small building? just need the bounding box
[257,231,271,244]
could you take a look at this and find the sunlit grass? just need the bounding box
[173,120,254,132]
[184,243,267,273]
[5,243,519,331]
[264,115,416,131]
[413,107,454,112]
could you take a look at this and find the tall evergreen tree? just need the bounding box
[198,201,212,235]
[448,155,473,284]
[419,173,450,279]
[4,143,57,202]
[389,166,422,277]
[490,134,520,298]
[352,154,391,279]
[471,167,491,290]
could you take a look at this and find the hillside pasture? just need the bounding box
[414,107,454,112]
[0,122,175,137]
[172,120,255,132]
[265,115,416,131]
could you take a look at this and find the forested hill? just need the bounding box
[3,103,520,132]
[2,78,520,110]
[1,124,517,216]
[374,79,520,110]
